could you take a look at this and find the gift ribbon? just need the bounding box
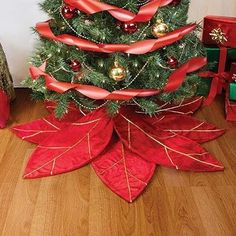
[36,21,196,55]
[64,0,173,23]
[29,57,207,101]
[200,47,231,105]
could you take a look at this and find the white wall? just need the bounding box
[0,0,236,86]
[0,0,47,86]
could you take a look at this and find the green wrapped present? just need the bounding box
[229,82,236,100]
[229,63,236,100]
[197,47,236,96]
[206,47,236,72]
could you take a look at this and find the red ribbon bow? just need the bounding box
[200,71,230,105]
[200,47,232,105]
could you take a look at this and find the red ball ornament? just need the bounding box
[69,60,81,72]
[167,56,178,69]
[169,0,181,6]
[121,22,138,33]
[61,5,77,19]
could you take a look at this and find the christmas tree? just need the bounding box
[14,0,226,202]
[24,0,206,117]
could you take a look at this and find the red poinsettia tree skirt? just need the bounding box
[12,97,225,202]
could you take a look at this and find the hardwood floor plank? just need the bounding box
[0,89,236,235]
[192,186,236,235]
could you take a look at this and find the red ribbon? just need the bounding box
[200,47,231,105]
[29,57,207,101]
[64,0,173,23]
[36,21,196,55]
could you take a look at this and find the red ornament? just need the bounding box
[169,0,181,6]
[167,56,178,69]
[120,22,138,33]
[69,60,81,72]
[61,5,77,19]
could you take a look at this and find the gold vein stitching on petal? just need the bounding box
[72,118,101,126]
[24,119,101,178]
[127,170,148,186]
[151,116,165,125]
[50,159,56,176]
[42,118,60,130]
[87,133,92,159]
[120,114,223,169]
[158,97,202,113]
[21,130,59,139]
[128,121,131,149]
[13,128,57,133]
[38,146,69,149]
[98,158,123,175]
[164,147,179,170]
[121,143,132,203]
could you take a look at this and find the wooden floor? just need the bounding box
[1,89,236,236]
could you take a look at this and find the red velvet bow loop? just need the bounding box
[200,71,230,106]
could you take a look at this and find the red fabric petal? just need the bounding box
[157,97,203,115]
[92,137,156,202]
[12,110,84,144]
[144,114,225,143]
[0,90,10,129]
[114,111,224,172]
[23,108,113,179]
[12,101,85,144]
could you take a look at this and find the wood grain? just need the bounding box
[0,89,236,236]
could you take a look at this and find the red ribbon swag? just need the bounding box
[64,0,173,23]
[36,21,196,55]
[32,17,205,100]
[30,57,207,101]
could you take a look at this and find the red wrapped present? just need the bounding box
[226,90,236,122]
[0,90,10,128]
[203,16,236,47]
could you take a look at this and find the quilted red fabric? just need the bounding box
[12,97,225,202]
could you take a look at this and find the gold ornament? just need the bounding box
[209,28,228,44]
[109,61,126,81]
[152,20,169,38]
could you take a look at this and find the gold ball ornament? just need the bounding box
[109,61,126,81]
[152,20,169,38]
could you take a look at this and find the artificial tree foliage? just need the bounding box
[24,0,205,117]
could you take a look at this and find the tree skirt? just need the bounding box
[12,97,225,202]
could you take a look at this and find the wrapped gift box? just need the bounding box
[205,47,236,72]
[203,16,236,48]
[229,62,236,101]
